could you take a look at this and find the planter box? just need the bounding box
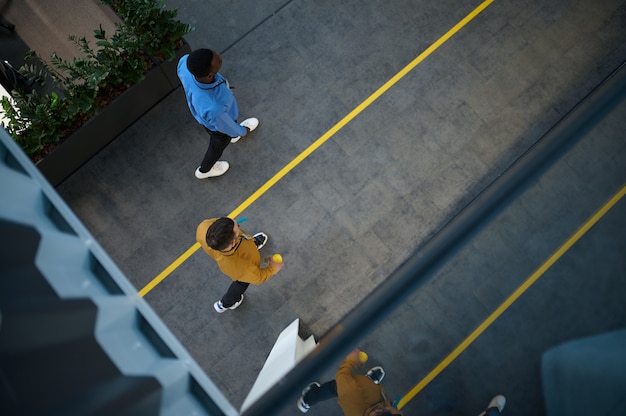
[36,41,191,187]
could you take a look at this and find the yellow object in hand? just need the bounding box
[358,351,368,363]
[272,254,283,263]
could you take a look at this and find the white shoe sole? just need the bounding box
[229,295,244,310]
[195,161,229,179]
[241,117,259,132]
[231,118,259,143]
[253,232,268,249]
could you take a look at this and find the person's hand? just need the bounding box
[268,257,284,272]
[347,349,361,362]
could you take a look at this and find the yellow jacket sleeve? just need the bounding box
[336,356,390,416]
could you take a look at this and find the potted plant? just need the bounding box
[0,0,192,186]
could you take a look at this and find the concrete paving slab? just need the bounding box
[51,0,626,413]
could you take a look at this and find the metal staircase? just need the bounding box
[0,130,237,415]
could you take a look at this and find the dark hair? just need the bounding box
[187,49,214,78]
[206,217,235,251]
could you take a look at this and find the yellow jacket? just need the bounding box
[196,218,277,284]
[336,356,391,416]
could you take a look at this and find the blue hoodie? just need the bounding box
[177,54,247,138]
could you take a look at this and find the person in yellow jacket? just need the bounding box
[196,217,283,313]
[297,349,403,416]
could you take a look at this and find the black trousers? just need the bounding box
[221,281,249,307]
[304,381,337,407]
[200,128,231,172]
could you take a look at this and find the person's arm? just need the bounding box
[236,257,285,284]
[335,349,361,390]
[239,263,275,284]
[213,111,247,138]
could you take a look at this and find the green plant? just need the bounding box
[101,0,193,61]
[46,27,148,112]
[1,0,191,159]
[1,26,148,158]
[1,90,67,156]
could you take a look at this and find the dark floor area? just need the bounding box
[3,0,626,414]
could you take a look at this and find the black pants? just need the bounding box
[200,128,231,172]
[304,381,337,407]
[222,281,249,307]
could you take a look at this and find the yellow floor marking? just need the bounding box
[138,243,200,297]
[396,183,626,409]
[139,0,496,297]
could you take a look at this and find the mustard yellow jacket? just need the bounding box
[196,218,277,284]
[336,356,392,416]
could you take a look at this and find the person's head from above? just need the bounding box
[187,48,223,82]
[206,217,240,251]
[369,407,403,416]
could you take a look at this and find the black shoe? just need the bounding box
[366,366,385,384]
[253,232,268,249]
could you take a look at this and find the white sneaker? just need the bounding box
[213,295,244,313]
[195,161,229,179]
[241,117,259,131]
[297,382,320,413]
[253,232,268,250]
[478,395,506,416]
[230,118,259,143]
[296,396,310,413]
[366,366,385,384]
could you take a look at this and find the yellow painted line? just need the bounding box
[139,0,495,297]
[396,183,626,409]
[138,243,201,297]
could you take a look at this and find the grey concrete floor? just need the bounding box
[53,0,626,414]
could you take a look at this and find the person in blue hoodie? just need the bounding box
[177,48,259,179]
